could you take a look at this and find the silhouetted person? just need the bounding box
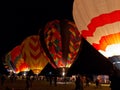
[10,75,14,83]
[25,76,31,90]
[53,76,57,86]
[109,67,120,90]
[85,77,90,87]
[79,75,84,90]
[49,75,52,85]
[109,71,120,90]
[75,75,83,90]
[5,86,10,90]
[75,75,80,90]
[1,74,6,86]
[95,78,100,88]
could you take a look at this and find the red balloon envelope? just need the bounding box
[5,45,29,74]
[73,0,120,71]
[44,19,81,71]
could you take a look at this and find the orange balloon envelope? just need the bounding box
[5,45,29,74]
[21,35,49,75]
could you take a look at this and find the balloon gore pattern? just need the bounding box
[44,19,81,69]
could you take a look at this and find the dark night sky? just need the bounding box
[0,0,74,57]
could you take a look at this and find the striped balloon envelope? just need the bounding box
[73,0,120,71]
[43,19,81,75]
[5,45,29,74]
[21,35,49,75]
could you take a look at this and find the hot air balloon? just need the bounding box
[5,52,17,74]
[73,0,120,75]
[21,35,49,75]
[5,45,29,74]
[43,19,81,76]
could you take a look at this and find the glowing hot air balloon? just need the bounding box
[73,0,120,73]
[43,19,81,76]
[5,52,17,73]
[5,45,29,74]
[21,35,49,75]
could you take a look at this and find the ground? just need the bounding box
[0,79,111,90]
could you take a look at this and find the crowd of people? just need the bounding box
[1,72,120,90]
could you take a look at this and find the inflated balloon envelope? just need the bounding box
[5,45,29,74]
[43,19,81,76]
[73,0,120,75]
[21,35,49,75]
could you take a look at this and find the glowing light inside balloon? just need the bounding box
[99,44,120,58]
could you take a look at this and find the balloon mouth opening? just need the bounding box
[32,69,41,75]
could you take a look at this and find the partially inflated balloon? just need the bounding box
[73,0,120,71]
[21,35,49,75]
[5,52,16,73]
[5,46,29,74]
